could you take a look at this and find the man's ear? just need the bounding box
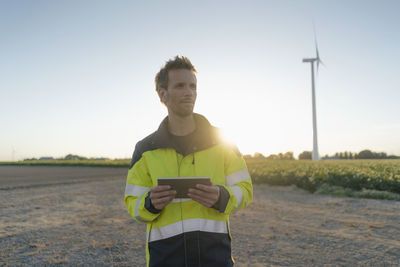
[157,88,167,104]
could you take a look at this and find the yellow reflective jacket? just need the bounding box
[125,114,253,267]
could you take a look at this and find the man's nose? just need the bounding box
[183,86,195,96]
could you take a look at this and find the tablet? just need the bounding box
[157,177,211,198]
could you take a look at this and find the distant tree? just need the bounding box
[23,158,37,161]
[64,154,74,160]
[64,154,87,160]
[377,152,387,159]
[357,150,374,159]
[324,150,397,160]
[298,151,312,160]
[253,152,265,159]
[39,157,54,161]
[266,154,280,160]
[282,152,294,160]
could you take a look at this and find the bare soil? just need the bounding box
[1,166,399,266]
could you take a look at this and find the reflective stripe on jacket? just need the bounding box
[125,114,253,267]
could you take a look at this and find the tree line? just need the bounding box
[244,150,400,160]
[244,152,295,160]
[320,150,400,160]
[23,154,109,161]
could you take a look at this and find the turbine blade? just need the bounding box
[313,21,319,59]
[318,58,325,67]
[313,22,325,69]
[316,58,326,77]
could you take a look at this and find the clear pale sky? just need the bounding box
[1,0,399,161]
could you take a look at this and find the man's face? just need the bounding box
[159,69,197,117]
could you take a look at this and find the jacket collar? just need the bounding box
[151,113,218,155]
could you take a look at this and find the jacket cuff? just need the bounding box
[145,192,162,214]
[212,185,230,213]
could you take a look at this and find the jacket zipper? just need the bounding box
[175,152,188,266]
[176,153,182,177]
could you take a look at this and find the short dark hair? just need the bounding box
[155,56,197,91]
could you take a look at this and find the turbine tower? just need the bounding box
[302,30,324,161]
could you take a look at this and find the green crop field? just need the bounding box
[246,159,400,200]
[2,159,400,200]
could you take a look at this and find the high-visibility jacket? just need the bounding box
[125,114,253,267]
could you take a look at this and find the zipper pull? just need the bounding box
[192,155,195,164]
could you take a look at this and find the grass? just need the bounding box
[315,183,400,200]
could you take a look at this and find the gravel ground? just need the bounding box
[1,166,399,266]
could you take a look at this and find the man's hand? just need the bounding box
[150,185,176,210]
[188,184,220,208]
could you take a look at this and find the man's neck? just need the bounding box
[167,113,196,136]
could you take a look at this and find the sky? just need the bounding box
[1,0,399,161]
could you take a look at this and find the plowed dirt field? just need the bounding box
[1,166,399,266]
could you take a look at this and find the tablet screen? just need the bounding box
[157,177,211,198]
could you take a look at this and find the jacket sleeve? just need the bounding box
[124,144,161,223]
[216,144,253,215]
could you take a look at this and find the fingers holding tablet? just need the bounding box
[150,185,177,210]
[188,184,220,208]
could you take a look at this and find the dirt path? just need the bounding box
[1,166,399,266]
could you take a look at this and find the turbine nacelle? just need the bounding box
[302,58,318,63]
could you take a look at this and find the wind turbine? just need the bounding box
[302,28,324,161]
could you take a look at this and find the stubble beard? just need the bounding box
[171,104,195,118]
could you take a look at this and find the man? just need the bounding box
[125,56,253,267]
